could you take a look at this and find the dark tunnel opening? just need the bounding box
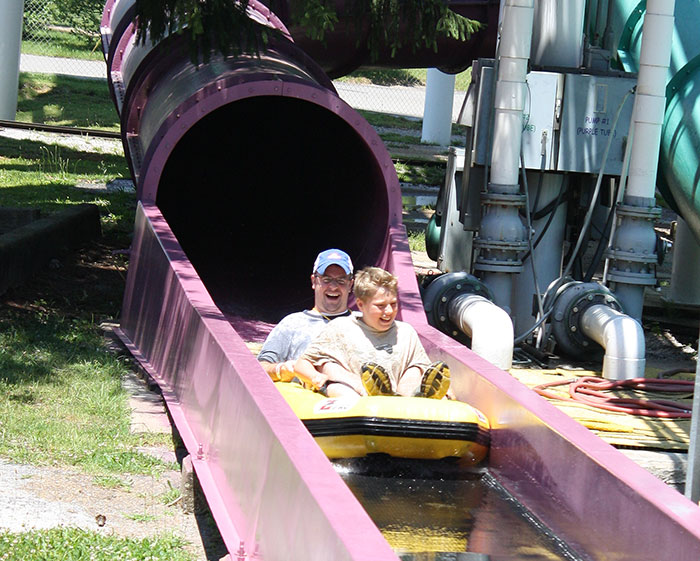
[156,95,391,322]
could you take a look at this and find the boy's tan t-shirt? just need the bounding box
[301,315,430,388]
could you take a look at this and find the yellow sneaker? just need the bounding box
[420,361,450,399]
[361,362,395,396]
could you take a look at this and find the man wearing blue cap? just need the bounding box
[258,249,354,383]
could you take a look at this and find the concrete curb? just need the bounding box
[0,203,101,294]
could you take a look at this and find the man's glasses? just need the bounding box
[315,274,353,286]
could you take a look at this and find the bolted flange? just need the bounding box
[473,188,528,274]
[550,282,622,359]
[423,272,495,344]
[606,202,662,286]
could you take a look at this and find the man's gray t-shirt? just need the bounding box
[257,310,350,364]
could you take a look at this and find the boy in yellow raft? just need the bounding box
[295,266,451,399]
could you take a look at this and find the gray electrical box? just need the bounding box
[471,65,561,171]
[557,73,637,174]
[467,61,637,177]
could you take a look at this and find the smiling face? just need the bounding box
[357,287,398,332]
[311,264,353,315]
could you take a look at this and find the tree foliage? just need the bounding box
[24,0,104,38]
[134,0,272,64]
[313,0,481,58]
[134,0,481,64]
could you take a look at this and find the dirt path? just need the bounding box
[0,350,227,561]
[0,366,227,561]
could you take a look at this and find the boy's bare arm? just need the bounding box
[320,362,365,395]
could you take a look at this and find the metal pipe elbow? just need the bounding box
[580,304,646,380]
[549,281,645,379]
[448,293,514,370]
[422,272,513,370]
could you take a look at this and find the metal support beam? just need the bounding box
[685,326,700,502]
[0,0,24,120]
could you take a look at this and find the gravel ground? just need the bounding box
[0,459,187,537]
[0,126,124,155]
[0,460,96,533]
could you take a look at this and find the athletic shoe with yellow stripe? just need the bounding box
[361,362,395,396]
[420,361,450,399]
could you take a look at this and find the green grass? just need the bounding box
[340,66,472,90]
[17,72,120,131]
[93,474,133,490]
[125,513,159,523]
[0,77,160,476]
[407,229,427,253]
[0,527,193,561]
[357,110,423,131]
[0,313,173,475]
[159,481,183,505]
[22,29,104,61]
[380,131,423,144]
[0,98,183,554]
[357,110,467,149]
[394,161,446,186]
[0,134,133,241]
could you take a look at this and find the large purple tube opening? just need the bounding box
[155,94,392,321]
[102,1,402,323]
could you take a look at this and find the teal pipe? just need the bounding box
[614,0,700,244]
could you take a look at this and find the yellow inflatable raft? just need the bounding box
[276,382,490,464]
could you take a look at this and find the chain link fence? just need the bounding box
[20,0,470,120]
[22,0,104,76]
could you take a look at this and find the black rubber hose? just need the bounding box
[520,175,568,262]
[583,181,620,282]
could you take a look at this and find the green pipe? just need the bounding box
[615,0,700,243]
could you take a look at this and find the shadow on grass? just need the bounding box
[17,72,119,131]
[0,240,130,386]
[0,313,101,385]
[0,129,125,165]
[0,133,135,235]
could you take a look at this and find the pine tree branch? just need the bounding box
[133,0,482,65]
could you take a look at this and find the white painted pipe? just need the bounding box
[475,0,534,309]
[580,304,646,380]
[448,293,514,370]
[626,0,675,201]
[608,0,675,322]
[421,68,456,146]
[490,0,535,189]
[531,0,585,68]
[0,0,24,120]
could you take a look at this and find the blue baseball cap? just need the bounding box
[313,249,353,275]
